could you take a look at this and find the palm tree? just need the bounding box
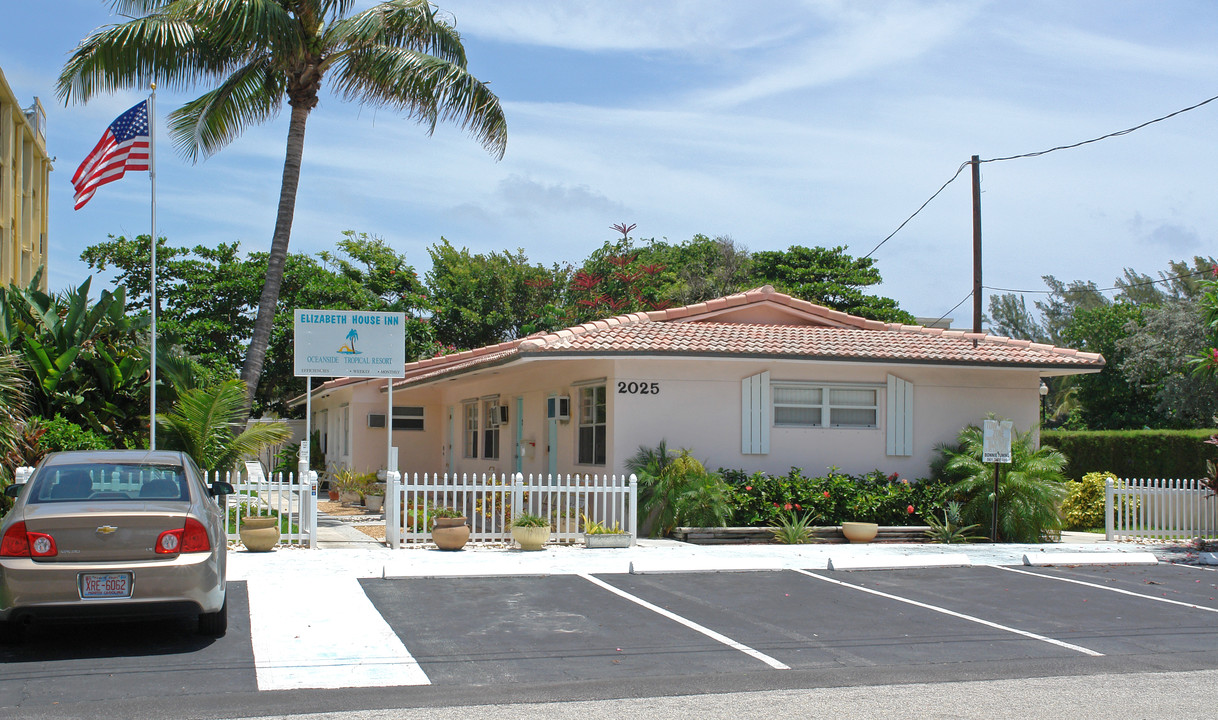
[58,0,508,411]
[158,379,292,473]
[936,418,1069,543]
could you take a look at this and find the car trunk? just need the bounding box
[20,501,190,562]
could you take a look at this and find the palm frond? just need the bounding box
[326,0,466,65]
[167,55,285,161]
[329,46,506,159]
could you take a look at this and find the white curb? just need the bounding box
[827,554,971,571]
[1021,551,1159,566]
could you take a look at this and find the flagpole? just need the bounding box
[149,84,158,450]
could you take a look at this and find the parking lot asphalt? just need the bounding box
[5,539,1217,720]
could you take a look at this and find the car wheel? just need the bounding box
[197,596,228,637]
[0,619,25,644]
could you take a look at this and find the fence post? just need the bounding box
[513,473,524,524]
[628,474,638,547]
[305,470,318,548]
[1104,478,1114,541]
[386,470,401,549]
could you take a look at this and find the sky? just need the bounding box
[2,0,1217,327]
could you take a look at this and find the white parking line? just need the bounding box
[993,565,1218,613]
[791,569,1103,657]
[578,573,791,670]
[246,576,431,690]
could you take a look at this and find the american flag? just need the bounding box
[72,100,150,210]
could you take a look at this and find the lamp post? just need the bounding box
[1039,381,1049,427]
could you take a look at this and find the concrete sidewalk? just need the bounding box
[227,531,1188,583]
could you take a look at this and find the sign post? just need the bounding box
[981,419,1013,542]
[293,309,406,542]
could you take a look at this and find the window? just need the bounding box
[462,401,478,458]
[482,398,500,460]
[772,383,878,428]
[340,404,350,458]
[393,406,424,431]
[578,385,606,465]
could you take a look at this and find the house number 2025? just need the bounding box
[617,381,659,395]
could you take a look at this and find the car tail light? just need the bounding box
[181,518,210,553]
[1,522,57,558]
[156,518,210,555]
[1,522,30,557]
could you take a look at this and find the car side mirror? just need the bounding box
[209,481,235,497]
[3,485,21,499]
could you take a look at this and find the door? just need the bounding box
[446,406,455,476]
[514,396,524,475]
[546,396,558,483]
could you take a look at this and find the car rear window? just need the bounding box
[27,464,190,503]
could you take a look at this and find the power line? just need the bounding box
[861,161,969,260]
[982,267,1212,296]
[927,289,975,329]
[865,93,1218,260]
[981,93,1218,164]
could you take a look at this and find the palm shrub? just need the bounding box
[158,379,292,473]
[936,419,1068,543]
[628,442,731,536]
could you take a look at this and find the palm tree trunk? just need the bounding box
[240,103,310,413]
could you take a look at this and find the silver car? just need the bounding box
[0,450,234,641]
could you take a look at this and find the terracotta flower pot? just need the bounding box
[240,515,279,552]
[841,521,878,543]
[432,516,470,551]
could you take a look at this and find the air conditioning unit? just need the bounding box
[367,413,387,428]
[547,395,571,421]
[497,404,510,425]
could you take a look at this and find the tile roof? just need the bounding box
[382,285,1103,389]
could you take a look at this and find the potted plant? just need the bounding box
[510,512,550,551]
[582,514,631,548]
[432,506,470,551]
[363,481,386,513]
[331,467,362,504]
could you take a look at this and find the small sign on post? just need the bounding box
[982,419,1013,463]
[982,419,1014,542]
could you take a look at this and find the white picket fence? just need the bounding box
[1106,477,1218,541]
[385,472,638,548]
[209,470,318,547]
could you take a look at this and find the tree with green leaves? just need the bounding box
[82,232,437,415]
[59,0,507,411]
[425,238,569,349]
[749,245,915,323]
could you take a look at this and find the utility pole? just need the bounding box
[971,155,983,334]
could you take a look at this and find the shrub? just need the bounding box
[722,467,950,527]
[1061,471,1114,531]
[629,443,732,536]
[1042,429,1218,480]
[937,419,1067,543]
[36,414,110,452]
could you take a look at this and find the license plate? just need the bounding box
[80,573,133,599]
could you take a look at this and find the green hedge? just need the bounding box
[1041,429,1218,480]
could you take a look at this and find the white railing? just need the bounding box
[209,470,318,547]
[385,472,638,548]
[1106,477,1218,541]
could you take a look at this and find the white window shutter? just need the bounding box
[886,374,913,456]
[741,371,770,454]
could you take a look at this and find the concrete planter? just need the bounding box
[511,525,551,551]
[584,533,632,548]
